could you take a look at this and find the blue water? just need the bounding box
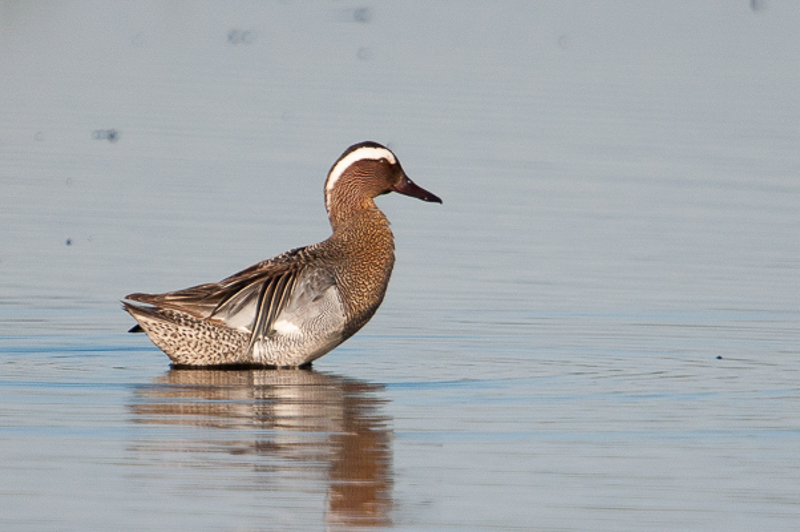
[2,2,799,530]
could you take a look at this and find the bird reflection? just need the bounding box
[129,368,393,528]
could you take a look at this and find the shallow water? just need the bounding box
[2,2,799,530]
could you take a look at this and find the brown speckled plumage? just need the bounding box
[123,141,441,368]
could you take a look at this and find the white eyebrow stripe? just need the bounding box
[325,147,396,195]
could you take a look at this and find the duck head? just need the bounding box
[324,142,442,221]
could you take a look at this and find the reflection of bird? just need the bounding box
[130,369,393,528]
[124,141,441,367]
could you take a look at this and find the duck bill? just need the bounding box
[391,174,443,204]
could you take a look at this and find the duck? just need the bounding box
[123,141,442,368]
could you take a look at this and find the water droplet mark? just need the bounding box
[227,29,256,45]
[92,129,119,142]
[353,7,372,23]
[357,47,372,61]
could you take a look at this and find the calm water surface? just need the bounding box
[1,2,799,531]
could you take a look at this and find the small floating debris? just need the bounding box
[92,129,119,142]
[716,355,723,360]
[334,7,372,23]
[66,238,73,246]
[357,47,371,61]
[227,29,255,45]
[352,7,371,23]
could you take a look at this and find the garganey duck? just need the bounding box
[123,141,441,368]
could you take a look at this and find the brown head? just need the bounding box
[324,141,442,229]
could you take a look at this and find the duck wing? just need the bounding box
[125,246,327,346]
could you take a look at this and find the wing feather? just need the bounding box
[246,270,299,354]
[124,245,314,343]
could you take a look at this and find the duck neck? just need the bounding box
[329,198,394,249]
[327,189,380,232]
[328,199,396,335]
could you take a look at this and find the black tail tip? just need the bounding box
[128,324,144,333]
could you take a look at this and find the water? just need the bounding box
[1,2,799,530]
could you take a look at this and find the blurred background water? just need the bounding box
[1,1,799,530]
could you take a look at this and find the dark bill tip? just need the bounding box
[391,175,443,204]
